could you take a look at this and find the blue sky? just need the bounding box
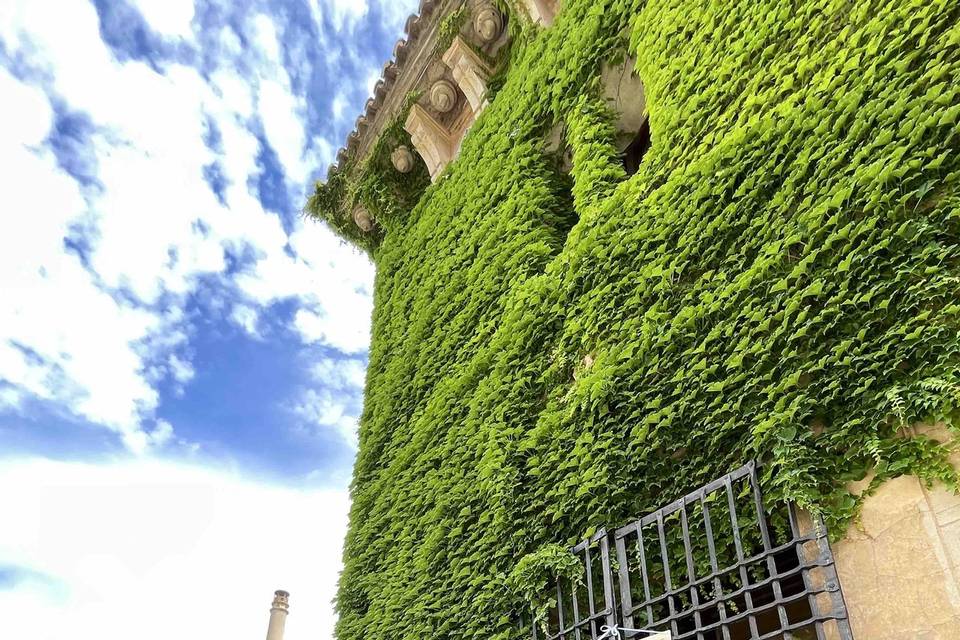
[0,0,419,637]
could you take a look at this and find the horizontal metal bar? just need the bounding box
[639,588,848,639]
[620,532,825,604]
[625,549,843,619]
[669,607,847,640]
[614,463,756,538]
[542,610,614,640]
[572,528,609,553]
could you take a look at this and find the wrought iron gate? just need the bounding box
[525,462,853,640]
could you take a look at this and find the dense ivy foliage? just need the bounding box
[313,1,960,639]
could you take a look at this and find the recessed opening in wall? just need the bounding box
[540,120,578,235]
[620,116,651,175]
[601,56,649,176]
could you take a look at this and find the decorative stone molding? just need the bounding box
[391,145,415,173]
[429,79,459,113]
[405,103,457,180]
[323,0,448,179]
[473,5,503,42]
[353,206,375,232]
[519,0,559,26]
[325,0,513,187]
[442,36,494,114]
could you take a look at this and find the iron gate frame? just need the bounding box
[525,462,854,640]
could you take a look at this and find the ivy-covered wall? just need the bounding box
[314,0,960,639]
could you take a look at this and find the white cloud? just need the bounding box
[293,308,364,355]
[216,25,243,58]
[0,458,349,640]
[232,220,374,354]
[230,304,261,337]
[251,13,282,65]
[0,66,51,144]
[0,0,377,451]
[150,419,175,446]
[328,0,369,30]
[130,0,196,40]
[259,75,308,182]
[211,67,254,118]
[310,357,366,391]
[370,0,415,31]
[308,135,336,174]
[365,69,381,96]
[0,65,170,452]
[246,13,318,185]
[331,92,349,122]
[292,388,359,447]
[294,356,366,447]
[167,355,195,386]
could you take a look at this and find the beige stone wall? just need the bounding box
[833,424,960,639]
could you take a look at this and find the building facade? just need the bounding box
[308,1,960,638]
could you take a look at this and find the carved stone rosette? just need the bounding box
[473,5,503,43]
[429,79,458,113]
[391,145,415,173]
[353,206,375,232]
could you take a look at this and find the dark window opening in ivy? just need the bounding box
[621,117,651,176]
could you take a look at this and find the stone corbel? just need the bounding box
[441,36,494,115]
[404,103,457,181]
[520,0,559,26]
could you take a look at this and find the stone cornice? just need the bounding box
[323,0,564,235]
[327,1,564,185]
[329,0,467,177]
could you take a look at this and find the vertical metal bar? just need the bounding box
[700,496,732,640]
[571,549,582,640]
[656,512,680,638]
[557,580,566,640]
[811,515,855,640]
[614,535,634,629]
[679,501,705,640]
[599,534,618,630]
[749,465,793,639]
[725,477,760,638]
[584,543,597,640]
[635,521,655,627]
[787,504,826,640]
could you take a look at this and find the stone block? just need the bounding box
[519,0,559,26]
[832,424,960,639]
[442,36,493,115]
[404,103,456,180]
